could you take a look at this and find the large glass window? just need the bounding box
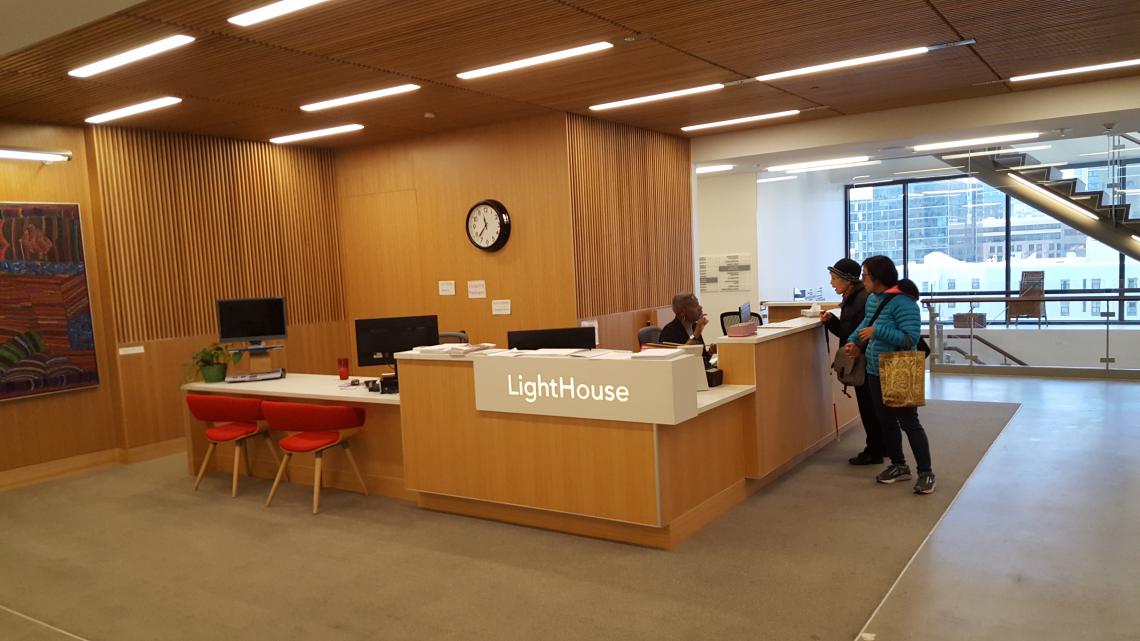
[848,184,903,264]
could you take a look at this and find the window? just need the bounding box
[1128,278,1138,289]
[1091,302,1101,316]
[922,282,929,291]
[848,183,904,265]
[1060,279,1070,290]
[1129,302,1137,317]
[947,302,956,309]
[1092,278,1102,289]
[971,278,980,290]
[947,279,956,290]
[1060,302,1070,316]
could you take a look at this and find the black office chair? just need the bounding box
[637,325,662,345]
[719,311,763,334]
[438,330,469,344]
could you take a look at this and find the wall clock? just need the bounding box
[466,199,511,252]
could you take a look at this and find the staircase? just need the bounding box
[965,149,1140,261]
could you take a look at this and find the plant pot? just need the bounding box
[201,364,227,383]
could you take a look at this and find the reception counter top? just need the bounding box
[183,373,401,405]
[714,315,825,345]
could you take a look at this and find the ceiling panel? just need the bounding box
[582,84,818,134]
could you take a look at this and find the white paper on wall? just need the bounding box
[438,280,456,296]
[700,253,752,293]
[467,280,487,298]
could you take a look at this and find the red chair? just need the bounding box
[261,401,367,514]
[186,394,280,497]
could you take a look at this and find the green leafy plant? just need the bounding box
[186,343,243,382]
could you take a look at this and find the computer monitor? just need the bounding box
[507,327,596,350]
[217,297,287,344]
[739,301,751,323]
[355,315,440,367]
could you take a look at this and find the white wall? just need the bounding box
[756,171,846,304]
[695,173,758,340]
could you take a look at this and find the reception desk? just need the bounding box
[762,300,841,323]
[181,317,858,548]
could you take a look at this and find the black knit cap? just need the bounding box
[828,258,861,282]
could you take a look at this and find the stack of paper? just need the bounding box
[630,348,683,359]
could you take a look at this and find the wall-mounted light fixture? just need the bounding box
[0,146,73,164]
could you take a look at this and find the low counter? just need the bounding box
[762,300,840,323]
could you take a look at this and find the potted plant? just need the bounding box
[190,343,242,383]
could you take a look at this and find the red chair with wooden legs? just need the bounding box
[261,401,367,514]
[186,394,281,497]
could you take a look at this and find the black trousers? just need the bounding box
[853,382,885,458]
[866,374,932,473]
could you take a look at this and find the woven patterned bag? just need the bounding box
[879,339,925,408]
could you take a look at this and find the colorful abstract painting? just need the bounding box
[0,203,98,401]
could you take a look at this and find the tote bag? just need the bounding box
[879,337,925,408]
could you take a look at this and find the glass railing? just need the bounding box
[921,294,1140,373]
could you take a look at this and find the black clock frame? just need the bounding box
[466,199,511,252]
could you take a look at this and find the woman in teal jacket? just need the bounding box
[844,256,935,495]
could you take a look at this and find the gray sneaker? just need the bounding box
[914,472,936,494]
[875,464,912,484]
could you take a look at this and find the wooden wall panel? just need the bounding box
[567,114,694,318]
[0,122,120,472]
[335,114,579,359]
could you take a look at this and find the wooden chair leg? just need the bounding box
[194,442,216,491]
[231,441,243,498]
[242,439,253,477]
[341,442,368,495]
[266,453,292,507]
[263,433,281,467]
[312,451,323,515]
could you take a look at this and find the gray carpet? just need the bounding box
[0,400,1017,641]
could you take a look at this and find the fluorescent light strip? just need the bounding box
[853,179,894,185]
[894,166,965,175]
[695,165,734,174]
[300,84,420,111]
[963,202,1002,208]
[681,109,800,132]
[589,84,724,111]
[914,132,1040,152]
[1011,57,1140,82]
[0,148,70,162]
[768,155,869,172]
[852,175,870,179]
[1080,148,1140,157]
[918,188,982,196]
[941,145,1051,160]
[85,97,182,123]
[786,160,881,174]
[68,35,194,78]
[457,42,612,79]
[1133,235,1140,243]
[229,0,333,26]
[756,46,929,82]
[756,175,798,183]
[998,161,1067,171]
[1120,189,1140,195]
[1008,174,1098,220]
[270,123,363,144]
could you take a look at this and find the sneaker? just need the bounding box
[848,451,884,466]
[875,464,912,484]
[914,472,936,495]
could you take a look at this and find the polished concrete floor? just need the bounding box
[862,375,1140,641]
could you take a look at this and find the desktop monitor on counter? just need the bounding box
[355,315,440,367]
[739,301,751,323]
[216,297,287,345]
[507,327,596,350]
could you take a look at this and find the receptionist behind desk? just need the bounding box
[659,292,712,366]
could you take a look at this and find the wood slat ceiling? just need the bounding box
[2,0,1139,147]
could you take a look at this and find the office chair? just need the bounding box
[262,401,367,514]
[719,311,763,334]
[186,394,281,497]
[438,331,469,344]
[637,325,662,345]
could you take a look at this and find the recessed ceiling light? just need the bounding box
[767,155,869,172]
[1080,148,1140,157]
[0,147,71,163]
[68,35,195,78]
[300,84,420,111]
[913,132,1040,152]
[786,160,881,174]
[756,46,929,82]
[853,178,894,185]
[940,145,1051,160]
[695,165,734,174]
[681,110,800,132]
[228,0,334,26]
[1010,57,1140,82]
[998,161,1067,171]
[269,123,364,144]
[457,42,613,79]
[917,187,983,196]
[757,175,798,183]
[894,166,966,175]
[85,97,182,123]
[589,84,724,111]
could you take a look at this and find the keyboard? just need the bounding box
[225,368,285,383]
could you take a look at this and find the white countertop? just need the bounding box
[181,372,401,405]
[714,315,826,345]
[695,384,754,414]
[395,348,692,363]
[761,300,841,307]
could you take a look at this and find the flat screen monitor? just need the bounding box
[507,327,596,351]
[355,315,439,367]
[739,301,751,323]
[217,297,287,343]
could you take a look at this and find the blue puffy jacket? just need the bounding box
[847,288,922,376]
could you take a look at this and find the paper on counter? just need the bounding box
[631,348,683,359]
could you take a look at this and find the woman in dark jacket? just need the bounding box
[821,258,884,465]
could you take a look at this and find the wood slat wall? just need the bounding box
[567,114,694,318]
[89,127,343,343]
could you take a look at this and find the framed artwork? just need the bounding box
[0,203,99,401]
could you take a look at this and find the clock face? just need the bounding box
[465,200,511,251]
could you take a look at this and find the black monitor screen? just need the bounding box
[217,297,287,343]
[507,327,596,351]
[356,315,440,367]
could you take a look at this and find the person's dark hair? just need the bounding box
[897,278,920,300]
[672,292,697,313]
[861,255,898,288]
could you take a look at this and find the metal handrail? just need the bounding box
[921,295,1140,304]
[942,333,1028,365]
